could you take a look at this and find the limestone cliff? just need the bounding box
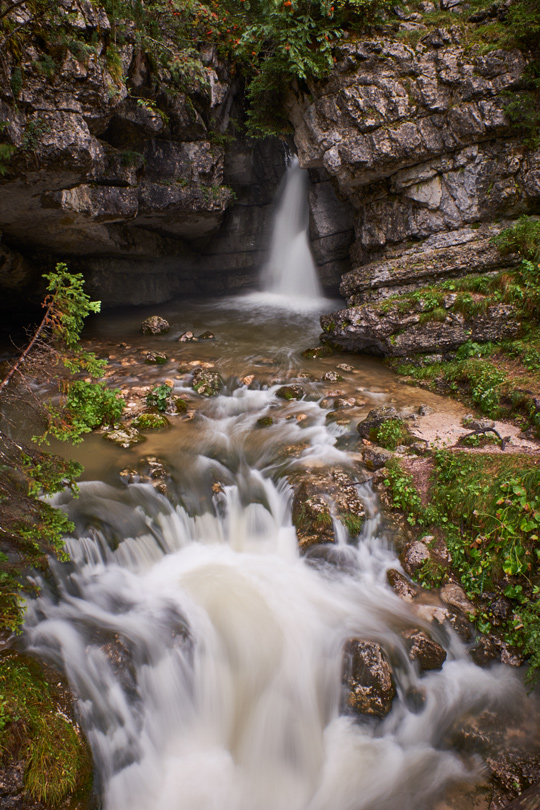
[0,0,292,310]
[287,23,540,353]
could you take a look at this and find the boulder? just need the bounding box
[386,568,418,602]
[363,446,394,470]
[321,301,520,357]
[141,316,170,335]
[342,640,396,718]
[402,629,447,671]
[357,405,399,439]
[275,385,305,401]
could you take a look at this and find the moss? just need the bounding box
[340,513,364,537]
[0,651,93,806]
[255,416,274,428]
[131,413,169,431]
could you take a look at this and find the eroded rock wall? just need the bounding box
[288,32,540,351]
[0,0,292,309]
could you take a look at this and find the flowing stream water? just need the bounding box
[20,162,534,810]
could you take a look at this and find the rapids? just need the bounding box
[18,160,534,810]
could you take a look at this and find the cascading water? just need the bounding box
[19,184,534,810]
[261,156,322,302]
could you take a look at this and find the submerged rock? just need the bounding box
[141,316,170,335]
[342,640,396,718]
[179,331,197,342]
[104,426,146,448]
[144,351,168,364]
[302,346,334,359]
[198,331,215,340]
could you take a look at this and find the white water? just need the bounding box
[24,382,523,810]
[20,164,529,810]
[261,156,323,303]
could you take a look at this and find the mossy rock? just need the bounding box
[141,316,169,335]
[175,398,188,413]
[144,351,168,365]
[131,413,169,431]
[276,385,304,401]
[256,416,274,428]
[0,651,93,808]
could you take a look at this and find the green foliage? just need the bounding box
[340,512,364,537]
[383,459,424,525]
[492,215,540,262]
[371,418,412,450]
[0,652,92,805]
[131,412,169,430]
[44,381,124,444]
[145,383,174,412]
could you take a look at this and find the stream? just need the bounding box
[19,160,535,810]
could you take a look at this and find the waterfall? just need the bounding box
[261,156,322,302]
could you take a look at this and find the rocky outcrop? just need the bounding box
[321,296,520,355]
[0,1,290,308]
[287,32,540,353]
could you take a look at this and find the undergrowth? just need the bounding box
[384,453,540,683]
[0,652,92,805]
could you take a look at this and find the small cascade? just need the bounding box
[261,156,322,302]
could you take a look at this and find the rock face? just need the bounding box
[321,297,520,356]
[0,2,292,309]
[287,34,540,354]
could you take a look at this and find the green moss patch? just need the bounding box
[0,652,93,806]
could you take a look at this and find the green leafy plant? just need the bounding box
[145,383,174,412]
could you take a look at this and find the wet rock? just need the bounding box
[386,568,418,602]
[321,371,344,382]
[440,582,476,618]
[192,367,222,397]
[175,398,188,413]
[302,346,335,359]
[402,540,432,573]
[141,316,170,335]
[357,405,400,439]
[198,331,215,340]
[104,426,146,448]
[336,363,354,372]
[402,629,447,671]
[342,640,396,718]
[275,385,305,401]
[119,455,170,493]
[362,445,394,471]
[290,468,366,552]
[179,331,197,342]
[502,783,540,810]
[101,634,137,694]
[256,416,274,428]
[414,604,451,626]
[144,351,167,365]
